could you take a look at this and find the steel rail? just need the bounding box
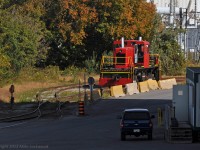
[0,101,47,122]
[0,83,85,123]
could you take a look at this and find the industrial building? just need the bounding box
[147,0,200,61]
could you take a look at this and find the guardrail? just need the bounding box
[0,82,100,122]
[0,101,47,122]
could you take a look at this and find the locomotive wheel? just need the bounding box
[147,73,153,80]
[154,69,159,81]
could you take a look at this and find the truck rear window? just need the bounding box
[123,112,150,120]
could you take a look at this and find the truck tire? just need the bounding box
[192,131,198,143]
[154,69,159,81]
[121,133,126,141]
[148,132,152,140]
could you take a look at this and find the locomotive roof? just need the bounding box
[113,39,150,45]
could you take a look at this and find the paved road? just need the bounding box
[0,89,199,150]
[121,89,173,100]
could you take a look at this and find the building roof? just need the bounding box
[186,67,200,83]
[187,67,200,73]
[124,108,149,112]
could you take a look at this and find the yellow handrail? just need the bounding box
[100,56,133,70]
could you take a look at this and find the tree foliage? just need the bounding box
[152,28,186,75]
[0,0,50,73]
[1,0,180,80]
[44,0,159,68]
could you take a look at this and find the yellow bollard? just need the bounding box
[157,108,163,127]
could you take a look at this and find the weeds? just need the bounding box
[0,65,99,102]
[16,66,60,83]
[17,88,42,103]
[61,66,87,83]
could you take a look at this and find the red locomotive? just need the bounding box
[99,38,160,87]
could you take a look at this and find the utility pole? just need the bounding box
[195,0,197,27]
[169,0,174,26]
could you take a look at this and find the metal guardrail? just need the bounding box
[0,101,47,122]
[0,83,91,123]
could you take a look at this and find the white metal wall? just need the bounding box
[153,0,170,7]
[173,85,189,122]
[196,74,200,127]
[188,82,195,126]
[153,0,200,12]
[187,74,200,128]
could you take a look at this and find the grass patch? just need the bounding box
[59,90,83,102]
[0,65,99,102]
[17,88,43,103]
[101,90,111,99]
[59,91,80,97]
[16,66,60,83]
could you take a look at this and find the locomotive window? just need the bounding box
[124,41,127,46]
[116,53,125,65]
[135,44,138,54]
[138,45,144,63]
[131,42,136,46]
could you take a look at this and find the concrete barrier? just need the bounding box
[167,78,177,89]
[125,82,139,95]
[158,78,177,89]
[110,85,125,98]
[138,81,149,93]
[158,80,169,89]
[170,78,177,86]
[147,79,159,90]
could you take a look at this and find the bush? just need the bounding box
[15,66,60,83]
[62,66,86,83]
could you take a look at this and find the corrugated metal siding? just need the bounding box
[153,0,199,11]
[153,0,170,7]
[176,0,190,8]
[187,28,200,49]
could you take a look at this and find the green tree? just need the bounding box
[85,0,159,66]
[0,2,50,72]
[44,0,98,68]
[153,28,186,75]
[0,49,10,80]
[43,0,160,69]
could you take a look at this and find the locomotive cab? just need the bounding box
[114,47,134,69]
[130,42,150,68]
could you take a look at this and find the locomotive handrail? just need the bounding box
[149,54,159,66]
[100,56,133,70]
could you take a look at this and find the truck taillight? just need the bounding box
[120,121,124,128]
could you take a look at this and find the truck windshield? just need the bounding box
[123,112,150,120]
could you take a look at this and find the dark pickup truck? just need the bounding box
[120,108,155,141]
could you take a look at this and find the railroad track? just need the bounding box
[0,102,78,129]
[0,101,46,122]
[0,76,185,124]
[0,84,83,124]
